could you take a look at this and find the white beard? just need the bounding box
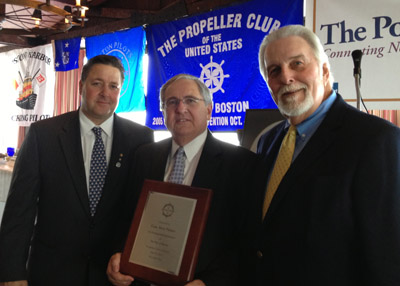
[274,84,314,117]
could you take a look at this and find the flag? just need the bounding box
[4,44,55,126]
[145,0,303,131]
[54,37,81,71]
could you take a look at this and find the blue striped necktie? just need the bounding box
[168,147,186,184]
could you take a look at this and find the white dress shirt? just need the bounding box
[79,109,114,192]
[164,129,208,186]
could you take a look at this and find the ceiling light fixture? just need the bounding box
[0,0,89,30]
[65,0,89,27]
[63,5,73,24]
[75,0,89,19]
[31,9,42,27]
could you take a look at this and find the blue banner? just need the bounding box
[86,27,146,112]
[54,37,81,71]
[146,0,303,131]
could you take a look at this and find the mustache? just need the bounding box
[276,84,308,97]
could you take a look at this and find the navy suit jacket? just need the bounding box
[0,111,153,286]
[243,95,400,286]
[122,131,257,286]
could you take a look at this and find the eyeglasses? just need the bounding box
[163,97,205,109]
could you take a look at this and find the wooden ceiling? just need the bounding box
[0,0,250,53]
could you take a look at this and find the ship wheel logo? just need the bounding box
[162,203,174,218]
[200,56,230,95]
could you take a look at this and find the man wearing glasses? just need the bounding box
[107,73,257,286]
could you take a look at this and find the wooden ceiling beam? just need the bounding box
[0,0,250,52]
[0,0,71,16]
[92,7,133,19]
[47,17,132,41]
[0,33,32,52]
[0,4,5,23]
[185,0,249,15]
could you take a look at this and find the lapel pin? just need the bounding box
[116,153,123,168]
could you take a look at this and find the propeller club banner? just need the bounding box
[146,0,303,131]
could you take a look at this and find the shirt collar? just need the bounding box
[79,108,114,137]
[171,129,208,162]
[285,90,337,137]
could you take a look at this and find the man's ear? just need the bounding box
[206,104,212,120]
[79,80,83,95]
[322,63,330,83]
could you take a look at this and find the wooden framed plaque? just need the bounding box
[120,179,213,286]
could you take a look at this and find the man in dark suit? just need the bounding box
[107,74,257,286]
[242,24,400,285]
[0,55,153,286]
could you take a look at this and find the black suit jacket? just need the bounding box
[0,111,153,286]
[122,131,257,286]
[243,95,400,285]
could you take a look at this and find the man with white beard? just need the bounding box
[240,25,400,286]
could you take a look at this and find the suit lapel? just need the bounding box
[96,115,126,215]
[58,111,91,217]
[153,140,171,180]
[264,96,347,220]
[144,138,171,181]
[192,132,222,188]
[261,123,287,175]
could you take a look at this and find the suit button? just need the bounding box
[256,250,263,258]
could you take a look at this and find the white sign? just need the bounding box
[315,0,400,109]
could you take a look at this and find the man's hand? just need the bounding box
[184,279,206,286]
[0,281,28,286]
[106,253,135,286]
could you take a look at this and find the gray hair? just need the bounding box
[258,25,334,84]
[159,74,213,110]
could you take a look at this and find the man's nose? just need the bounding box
[98,86,108,96]
[280,67,295,84]
[175,99,187,112]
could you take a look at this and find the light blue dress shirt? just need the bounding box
[288,90,337,161]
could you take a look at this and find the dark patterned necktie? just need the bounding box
[168,147,186,184]
[89,127,108,216]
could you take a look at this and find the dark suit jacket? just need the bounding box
[243,95,400,286]
[122,131,257,286]
[0,110,153,286]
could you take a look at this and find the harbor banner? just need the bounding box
[3,44,55,127]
